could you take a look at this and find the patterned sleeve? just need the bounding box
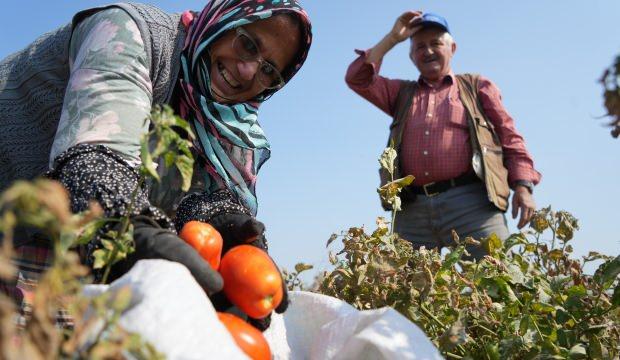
[49,8,153,167]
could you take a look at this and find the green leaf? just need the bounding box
[531,302,555,314]
[612,283,620,307]
[524,243,537,253]
[519,315,530,336]
[484,343,500,360]
[503,233,527,250]
[175,154,194,192]
[378,147,397,175]
[593,255,620,288]
[140,141,160,181]
[75,219,108,246]
[505,263,526,285]
[92,249,108,269]
[101,239,115,251]
[163,151,175,168]
[481,277,518,303]
[441,246,465,271]
[566,284,587,297]
[482,233,502,256]
[588,335,604,359]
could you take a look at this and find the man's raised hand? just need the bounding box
[389,11,423,43]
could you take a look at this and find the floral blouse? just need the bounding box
[51,8,208,215]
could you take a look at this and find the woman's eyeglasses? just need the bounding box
[232,27,285,90]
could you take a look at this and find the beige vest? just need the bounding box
[380,74,510,211]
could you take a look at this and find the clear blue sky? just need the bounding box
[2,1,619,279]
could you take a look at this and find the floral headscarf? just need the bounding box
[178,0,312,215]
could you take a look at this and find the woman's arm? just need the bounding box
[50,7,152,167]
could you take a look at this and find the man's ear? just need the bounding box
[451,41,457,55]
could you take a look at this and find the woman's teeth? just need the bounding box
[218,62,240,88]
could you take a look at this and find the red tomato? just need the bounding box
[219,245,283,319]
[217,312,271,360]
[179,221,223,270]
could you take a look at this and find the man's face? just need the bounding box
[409,27,456,82]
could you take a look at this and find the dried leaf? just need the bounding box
[294,263,313,274]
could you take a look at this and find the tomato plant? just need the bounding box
[217,312,271,360]
[179,220,223,270]
[220,245,283,319]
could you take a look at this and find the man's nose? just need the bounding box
[237,60,259,81]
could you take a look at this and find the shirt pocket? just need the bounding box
[445,94,468,130]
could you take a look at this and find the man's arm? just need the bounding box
[477,76,541,228]
[367,11,422,63]
[345,11,423,117]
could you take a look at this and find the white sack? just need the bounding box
[84,260,442,360]
[84,260,247,360]
[265,291,443,360]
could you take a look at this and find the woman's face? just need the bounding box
[207,15,301,103]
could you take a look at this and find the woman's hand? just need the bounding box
[208,213,289,331]
[108,216,224,295]
[388,11,424,44]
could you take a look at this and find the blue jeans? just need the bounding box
[394,182,509,260]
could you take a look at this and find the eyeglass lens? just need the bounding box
[232,30,284,89]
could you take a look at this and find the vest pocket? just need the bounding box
[482,145,510,210]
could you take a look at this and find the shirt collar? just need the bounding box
[418,72,455,88]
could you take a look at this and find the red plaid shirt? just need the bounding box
[346,50,541,187]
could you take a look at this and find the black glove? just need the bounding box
[208,213,289,331]
[107,216,223,295]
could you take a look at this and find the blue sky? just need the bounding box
[1,1,619,279]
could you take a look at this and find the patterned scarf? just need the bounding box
[178,0,312,215]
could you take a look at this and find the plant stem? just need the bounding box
[421,303,446,328]
[100,175,145,284]
[472,323,496,336]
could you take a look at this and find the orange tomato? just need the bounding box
[179,221,223,270]
[219,245,283,319]
[217,312,271,360]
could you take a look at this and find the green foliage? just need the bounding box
[283,263,314,291]
[0,105,194,359]
[377,146,414,232]
[141,105,195,191]
[317,147,620,359]
[319,210,620,359]
[97,105,195,283]
[0,180,163,359]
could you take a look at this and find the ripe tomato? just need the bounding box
[179,221,223,270]
[219,245,283,319]
[217,312,271,360]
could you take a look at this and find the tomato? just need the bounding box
[219,245,283,319]
[179,221,223,270]
[217,312,271,360]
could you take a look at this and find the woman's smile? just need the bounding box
[216,61,242,90]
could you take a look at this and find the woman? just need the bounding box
[0,0,312,330]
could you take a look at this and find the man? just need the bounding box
[345,11,540,258]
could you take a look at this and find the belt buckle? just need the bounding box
[422,182,439,197]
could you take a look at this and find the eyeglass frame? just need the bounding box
[231,27,286,90]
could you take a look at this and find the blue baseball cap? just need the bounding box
[418,12,450,34]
